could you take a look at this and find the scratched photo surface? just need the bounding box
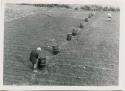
[4,3,119,85]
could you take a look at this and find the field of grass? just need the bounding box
[4,4,119,85]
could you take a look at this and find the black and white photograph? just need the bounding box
[3,0,120,86]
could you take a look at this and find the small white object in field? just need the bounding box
[107,13,112,18]
[33,70,38,73]
[36,47,41,51]
[107,13,112,21]
[47,45,51,48]
[83,66,86,69]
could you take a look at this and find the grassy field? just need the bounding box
[4,4,119,85]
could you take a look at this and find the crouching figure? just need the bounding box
[29,47,46,72]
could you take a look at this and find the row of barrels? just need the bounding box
[31,12,96,71]
[52,12,95,55]
[32,12,112,71]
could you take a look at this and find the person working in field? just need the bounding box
[108,13,112,18]
[29,47,46,72]
[107,12,112,21]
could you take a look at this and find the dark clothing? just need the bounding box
[29,50,39,65]
[30,50,46,70]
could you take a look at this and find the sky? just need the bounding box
[4,0,121,7]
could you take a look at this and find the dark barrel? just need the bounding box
[52,45,60,55]
[84,18,88,22]
[91,13,94,16]
[38,57,46,70]
[67,33,72,41]
[79,23,84,28]
[72,29,77,36]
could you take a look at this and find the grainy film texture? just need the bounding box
[4,3,120,85]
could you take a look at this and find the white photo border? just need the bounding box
[0,0,124,90]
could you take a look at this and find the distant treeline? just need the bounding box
[34,4,71,9]
[19,3,120,12]
[19,3,71,9]
[80,5,120,11]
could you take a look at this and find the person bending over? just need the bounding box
[29,47,41,72]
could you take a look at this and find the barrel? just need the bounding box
[52,45,60,55]
[79,23,84,28]
[38,57,46,70]
[85,18,88,22]
[72,29,77,36]
[67,34,72,41]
